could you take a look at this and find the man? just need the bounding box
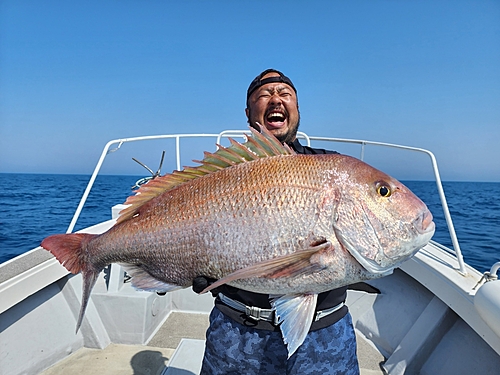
[194,69,360,375]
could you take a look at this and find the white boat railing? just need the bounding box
[66,130,466,275]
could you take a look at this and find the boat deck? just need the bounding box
[9,244,498,375]
[40,311,386,375]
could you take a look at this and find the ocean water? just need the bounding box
[0,174,137,263]
[0,173,499,273]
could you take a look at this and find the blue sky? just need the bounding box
[1,0,499,182]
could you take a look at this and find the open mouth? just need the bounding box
[266,110,287,128]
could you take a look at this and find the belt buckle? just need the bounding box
[245,306,261,321]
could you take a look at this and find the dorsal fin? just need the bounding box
[116,125,295,224]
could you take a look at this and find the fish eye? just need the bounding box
[377,185,391,198]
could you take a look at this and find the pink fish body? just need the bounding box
[42,126,434,356]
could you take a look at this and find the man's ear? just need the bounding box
[245,107,250,121]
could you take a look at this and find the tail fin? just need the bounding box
[41,233,100,332]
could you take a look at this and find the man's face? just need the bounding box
[245,73,300,144]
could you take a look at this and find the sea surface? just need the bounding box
[0,173,499,273]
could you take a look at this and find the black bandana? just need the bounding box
[246,69,296,101]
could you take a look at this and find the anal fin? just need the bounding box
[271,293,318,358]
[121,264,184,293]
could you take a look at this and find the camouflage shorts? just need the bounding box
[200,306,359,375]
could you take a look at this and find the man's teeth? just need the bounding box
[267,112,285,120]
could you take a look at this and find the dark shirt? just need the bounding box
[289,138,338,155]
[215,138,348,331]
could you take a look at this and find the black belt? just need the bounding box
[218,293,345,326]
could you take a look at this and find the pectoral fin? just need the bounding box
[271,293,318,358]
[201,241,332,294]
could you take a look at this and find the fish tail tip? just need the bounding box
[75,309,86,334]
[74,269,100,335]
[74,307,86,335]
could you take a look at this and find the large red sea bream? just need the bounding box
[42,126,435,357]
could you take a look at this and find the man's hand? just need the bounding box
[192,276,219,295]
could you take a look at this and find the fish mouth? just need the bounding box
[415,210,435,235]
[265,108,287,129]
